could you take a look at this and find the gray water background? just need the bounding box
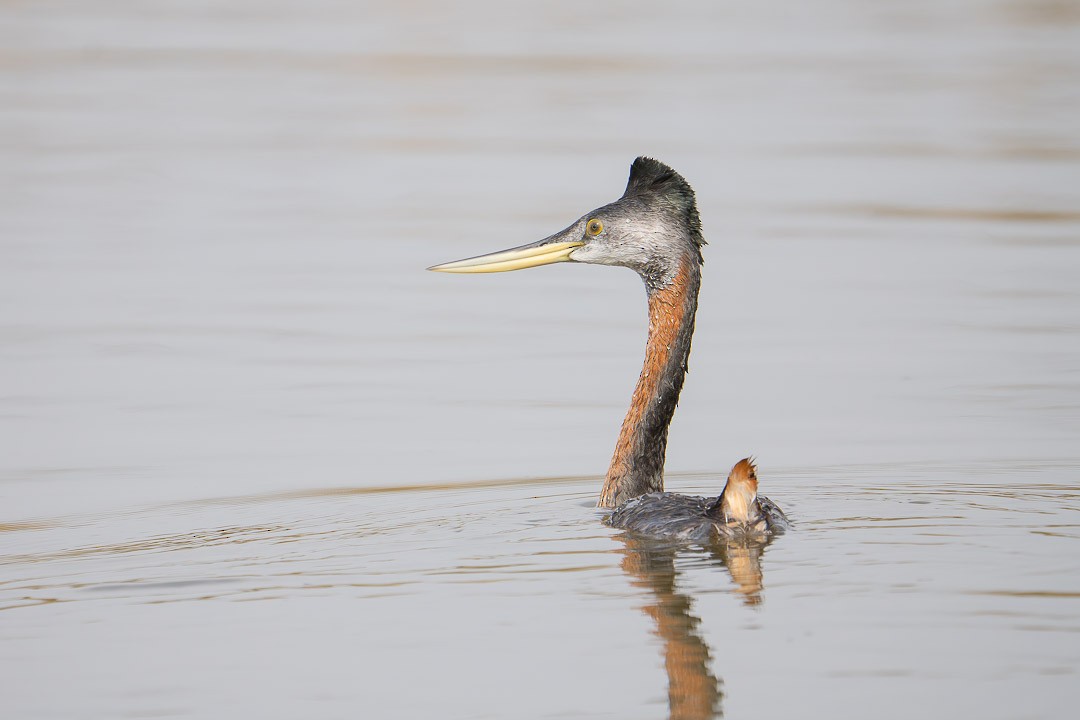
[2,1,1079,718]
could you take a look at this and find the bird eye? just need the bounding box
[587,219,604,236]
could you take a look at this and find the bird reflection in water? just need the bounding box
[616,532,778,719]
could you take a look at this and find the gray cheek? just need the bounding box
[608,243,652,268]
[570,241,640,268]
[611,224,669,268]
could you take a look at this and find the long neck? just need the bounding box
[598,256,701,508]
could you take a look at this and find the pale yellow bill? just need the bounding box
[428,241,584,274]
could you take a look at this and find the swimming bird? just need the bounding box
[607,457,788,541]
[429,157,787,537]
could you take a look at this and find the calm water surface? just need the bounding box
[2,1,1079,718]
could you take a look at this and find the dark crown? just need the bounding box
[622,156,706,252]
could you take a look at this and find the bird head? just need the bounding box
[429,157,704,290]
[711,457,761,525]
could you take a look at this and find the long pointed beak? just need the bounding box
[428,238,584,274]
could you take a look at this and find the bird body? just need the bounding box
[430,157,788,537]
[606,458,789,541]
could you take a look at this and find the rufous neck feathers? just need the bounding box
[597,257,701,508]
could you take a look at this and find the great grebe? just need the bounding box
[429,157,787,537]
[608,457,788,540]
